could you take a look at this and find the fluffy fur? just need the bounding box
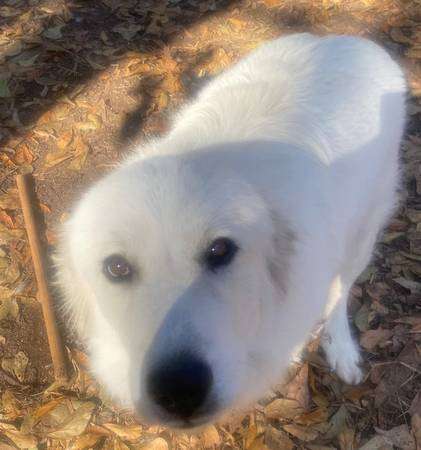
[56,33,406,428]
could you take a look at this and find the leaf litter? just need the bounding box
[0,0,420,448]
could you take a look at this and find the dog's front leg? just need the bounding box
[322,276,363,385]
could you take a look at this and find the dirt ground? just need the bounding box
[0,0,420,448]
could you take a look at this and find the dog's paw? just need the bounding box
[322,335,364,385]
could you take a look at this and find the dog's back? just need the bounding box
[158,33,406,267]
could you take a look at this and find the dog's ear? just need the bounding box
[267,210,296,295]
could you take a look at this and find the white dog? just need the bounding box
[56,33,406,429]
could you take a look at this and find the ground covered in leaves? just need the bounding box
[0,0,420,448]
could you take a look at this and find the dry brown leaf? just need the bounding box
[0,260,21,285]
[102,423,142,442]
[247,434,270,450]
[338,426,356,450]
[200,425,221,448]
[264,426,294,450]
[354,303,371,332]
[261,0,282,7]
[33,398,64,422]
[0,223,25,244]
[47,401,96,439]
[0,189,19,210]
[295,407,329,425]
[68,137,89,171]
[43,24,65,40]
[13,143,35,165]
[113,438,131,450]
[412,413,421,450]
[285,363,310,409]
[0,423,38,449]
[375,425,416,450]
[57,130,74,150]
[2,351,28,382]
[282,423,319,442]
[343,386,372,404]
[265,398,304,420]
[324,405,349,440]
[69,433,103,450]
[359,435,394,450]
[13,351,29,382]
[1,389,21,420]
[0,294,19,320]
[393,277,421,294]
[0,210,14,228]
[113,23,142,40]
[139,437,169,450]
[43,149,72,170]
[360,328,393,351]
[228,18,247,30]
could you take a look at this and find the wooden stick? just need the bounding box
[16,173,68,382]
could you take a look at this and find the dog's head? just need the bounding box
[56,144,301,429]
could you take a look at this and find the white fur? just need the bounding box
[56,33,406,427]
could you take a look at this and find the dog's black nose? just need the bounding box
[147,353,213,420]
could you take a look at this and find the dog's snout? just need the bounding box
[147,353,213,420]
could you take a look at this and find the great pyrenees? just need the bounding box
[56,33,406,428]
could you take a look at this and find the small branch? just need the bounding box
[16,173,69,382]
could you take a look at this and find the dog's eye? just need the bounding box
[103,254,133,282]
[204,237,238,271]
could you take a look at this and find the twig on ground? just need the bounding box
[16,173,69,382]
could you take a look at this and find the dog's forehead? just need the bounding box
[70,154,273,263]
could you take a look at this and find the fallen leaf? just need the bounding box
[113,23,142,40]
[1,41,23,59]
[295,407,329,425]
[285,363,310,409]
[324,405,349,439]
[0,294,19,320]
[0,423,38,448]
[113,438,131,450]
[69,433,103,449]
[13,143,34,165]
[200,425,221,448]
[44,148,72,169]
[139,437,169,450]
[0,223,25,243]
[360,328,393,351]
[265,398,304,420]
[354,303,370,332]
[0,188,19,210]
[33,398,64,422]
[376,425,416,450]
[282,423,319,442]
[247,434,269,450]
[338,426,355,450]
[102,423,142,442]
[47,401,96,439]
[13,351,29,382]
[1,389,21,420]
[359,434,394,450]
[43,24,65,40]
[393,277,421,294]
[68,137,89,171]
[57,130,74,150]
[264,426,294,450]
